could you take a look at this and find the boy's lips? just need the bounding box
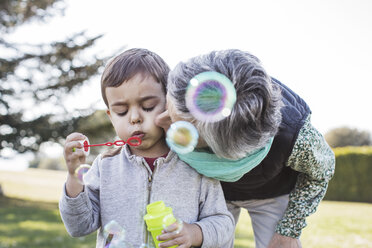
[131,131,145,138]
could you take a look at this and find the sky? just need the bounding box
[1,0,372,170]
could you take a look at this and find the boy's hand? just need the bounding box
[157,222,202,248]
[64,132,87,198]
[64,132,87,176]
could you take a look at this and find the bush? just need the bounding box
[324,146,372,203]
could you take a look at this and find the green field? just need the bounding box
[1,169,372,248]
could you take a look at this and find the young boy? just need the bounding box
[59,48,234,248]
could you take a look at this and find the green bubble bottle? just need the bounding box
[143,201,177,248]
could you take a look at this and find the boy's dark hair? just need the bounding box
[101,48,170,107]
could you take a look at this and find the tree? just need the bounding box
[325,127,372,148]
[0,0,110,157]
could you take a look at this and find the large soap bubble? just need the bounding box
[186,71,236,122]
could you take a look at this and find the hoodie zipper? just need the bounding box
[144,159,155,246]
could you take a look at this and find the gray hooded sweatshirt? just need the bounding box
[59,145,234,248]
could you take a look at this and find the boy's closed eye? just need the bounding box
[111,106,128,116]
[142,98,159,112]
[143,106,155,112]
[117,111,128,116]
[116,105,156,116]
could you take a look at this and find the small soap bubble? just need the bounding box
[185,71,236,123]
[162,214,183,234]
[107,240,133,248]
[103,220,128,247]
[104,220,126,240]
[74,164,91,185]
[166,121,198,154]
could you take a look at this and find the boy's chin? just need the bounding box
[129,140,169,156]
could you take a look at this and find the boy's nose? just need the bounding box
[131,118,142,124]
[130,110,142,124]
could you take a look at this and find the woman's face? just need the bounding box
[166,94,209,149]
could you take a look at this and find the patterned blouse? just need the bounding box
[275,115,336,238]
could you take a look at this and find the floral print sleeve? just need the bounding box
[275,115,335,238]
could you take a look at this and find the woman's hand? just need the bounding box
[267,233,302,248]
[157,222,202,248]
[155,110,172,133]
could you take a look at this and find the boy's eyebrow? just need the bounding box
[110,96,159,107]
[139,95,159,102]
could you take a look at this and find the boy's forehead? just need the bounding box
[106,77,165,105]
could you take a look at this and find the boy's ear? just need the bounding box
[106,109,112,120]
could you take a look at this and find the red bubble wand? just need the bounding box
[73,137,142,185]
[83,137,141,150]
[74,137,142,153]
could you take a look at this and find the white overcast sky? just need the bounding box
[2,0,372,170]
[10,0,372,134]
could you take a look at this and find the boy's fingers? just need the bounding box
[157,237,183,248]
[66,140,83,151]
[66,132,87,142]
[70,149,85,158]
[165,222,181,232]
[65,149,86,173]
[162,221,183,235]
[64,141,84,157]
[176,245,188,248]
[157,231,179,241]
[66,149,85,164]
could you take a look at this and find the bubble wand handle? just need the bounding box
[84,142,118,147]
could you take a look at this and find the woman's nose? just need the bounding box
[155,110,172,132]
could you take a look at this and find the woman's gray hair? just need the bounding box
[167,49,283,159]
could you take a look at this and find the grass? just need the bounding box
[0,196,96,248]
[0,168,66,202]
[234,201,372,248]
[1,169,372,247]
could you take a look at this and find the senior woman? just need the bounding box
[156,49,335,248]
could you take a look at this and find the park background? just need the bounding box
[1,0,372,247]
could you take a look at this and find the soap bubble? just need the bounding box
[186,71,236,123]
[138,244,150,248]
[104,220,126,240]
[106,240,133,248]
[166,121,198,154]
[162,214,183,234]
[105,240,133,248]
[74,164,91,185]
[103,220,127,248]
